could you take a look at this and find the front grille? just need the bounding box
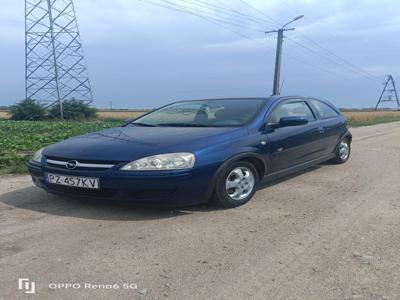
[45,157,118,171]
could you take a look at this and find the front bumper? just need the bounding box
[27,160,221,205]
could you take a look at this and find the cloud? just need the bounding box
[0,0,399,108]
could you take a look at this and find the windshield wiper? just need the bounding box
[156,123,210,127]
[130,122,156,127]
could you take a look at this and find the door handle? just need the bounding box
[318,127,325,134]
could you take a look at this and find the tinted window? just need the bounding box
[132,99,265,127]
[310,99,339,119]
[268,101,315,124]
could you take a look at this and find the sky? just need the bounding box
[0,0,399,109]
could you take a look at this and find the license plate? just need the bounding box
[46,173,100,189]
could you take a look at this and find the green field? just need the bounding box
[1,114,400,175]
[0,120,121,175]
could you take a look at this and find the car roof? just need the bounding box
[171,96,289,105]
[173,96,315,102]
[168,96,339,110]
[174,97,273,102]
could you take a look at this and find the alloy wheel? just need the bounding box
[339,140,350,160]
[225,167,255,201]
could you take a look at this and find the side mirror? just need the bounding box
[279,116,308,127]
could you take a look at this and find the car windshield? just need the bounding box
[131,99,265,127]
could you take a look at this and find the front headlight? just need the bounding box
[121,153,195,171]
[32,147,44,163]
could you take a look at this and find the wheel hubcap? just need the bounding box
[225,167,255,201]
[339,141,350,160]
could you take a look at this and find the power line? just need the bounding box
[181,0,277,29]
[138,0,271,46]
[237,0,382,82]
[268,0,382,82]
[138,0,351,81]
[188,0,365,80]
[237,0,282,27]
[285,36,379,81]
[193,0,357,80]
[141,0,382,84]
[290,32,381,81]
[139,0,266,32]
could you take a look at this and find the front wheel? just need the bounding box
[330,138,351,164]
[212,161,259,208]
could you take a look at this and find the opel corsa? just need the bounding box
[28,97,352,208]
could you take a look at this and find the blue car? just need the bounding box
[27,96,352,208]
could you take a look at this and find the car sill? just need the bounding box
[262,153,336,183]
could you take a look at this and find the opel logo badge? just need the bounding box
[66,160,78,170]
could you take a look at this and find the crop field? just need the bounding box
[96,109,148,120]
[0,109,148,120]
[0,120,121,175]
[1,110,400,175]
[343,110,400,126]
[0,110,9,119]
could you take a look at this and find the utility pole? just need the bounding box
[266,15,304,95]
[375,75,399,110]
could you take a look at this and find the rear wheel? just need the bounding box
[212,161,259,208]
[330,138,351,164]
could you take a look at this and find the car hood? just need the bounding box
[43,125,246,162]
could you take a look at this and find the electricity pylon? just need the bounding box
[375,75,399,110]
[25,0,93,119]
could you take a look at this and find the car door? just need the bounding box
[266,99,324,173]
[308,99,344,155]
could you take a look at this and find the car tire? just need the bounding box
[330,138,351,164]
[212,161,259,208]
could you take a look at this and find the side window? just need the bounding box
[310,99,339,119]
[268,101,315,124]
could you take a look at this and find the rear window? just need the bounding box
[310,99,339,119]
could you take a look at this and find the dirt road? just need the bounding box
[1,122,400,300]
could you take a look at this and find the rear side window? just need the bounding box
[310,99,339,119]
[268,101,315,124]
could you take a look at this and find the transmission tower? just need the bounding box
[25,0,93,118]
[375,75,399,110]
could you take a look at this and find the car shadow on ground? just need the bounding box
[0,164,327,221]
[0,186,194,221]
